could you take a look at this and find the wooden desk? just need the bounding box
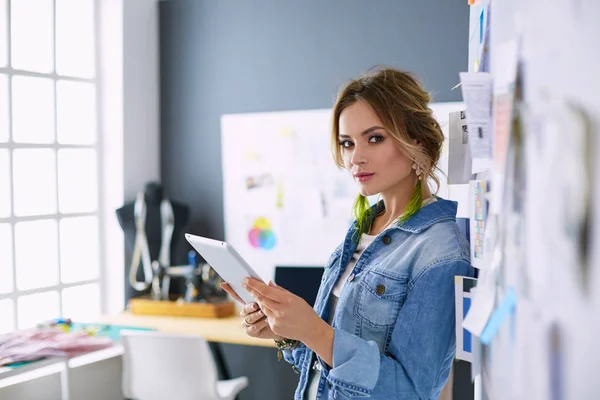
[97,312,276,348]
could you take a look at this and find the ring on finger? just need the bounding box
[243,315,253,326]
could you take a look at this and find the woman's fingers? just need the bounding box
[245,317,269,336]
[241,309,265,326]
[220,282,246,305]
[240,302,259,316]
[244,278,286,303]
[260,303,276,319]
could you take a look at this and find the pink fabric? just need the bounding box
[0,328,114,366]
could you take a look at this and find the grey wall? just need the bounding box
[159,0,468,249]
[158,1,470,399]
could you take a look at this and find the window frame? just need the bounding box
[0,0,106,331]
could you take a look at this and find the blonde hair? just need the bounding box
[331,67,445,234]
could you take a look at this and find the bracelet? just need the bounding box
[274,338,299,361]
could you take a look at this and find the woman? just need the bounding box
[222,67,474,399]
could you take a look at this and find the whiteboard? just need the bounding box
[221,103,465,280]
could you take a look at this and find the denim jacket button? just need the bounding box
[382,235,391,245]
[313,360,322,372]
[376,284,386,295]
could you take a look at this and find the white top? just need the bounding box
[330,196,437,302]
[331,234,376,299]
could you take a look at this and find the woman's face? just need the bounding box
[338,100,414,197]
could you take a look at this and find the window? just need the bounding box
[0,0,102,331]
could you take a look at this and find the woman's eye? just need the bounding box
[339,140,353,148]
[369,135,384,143]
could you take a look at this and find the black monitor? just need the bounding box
[274,266,324,308]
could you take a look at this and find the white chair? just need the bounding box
[120,331,248,400]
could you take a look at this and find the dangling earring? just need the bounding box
[412,162,423,180]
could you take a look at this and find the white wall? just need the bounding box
[122,0,161,201]
[99,0,161,315]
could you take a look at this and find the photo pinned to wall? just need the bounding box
[245,173,275,190]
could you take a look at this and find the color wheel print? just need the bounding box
[248,217,277,250]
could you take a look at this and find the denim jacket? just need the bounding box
[283,198,474,400]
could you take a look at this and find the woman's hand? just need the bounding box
[242,278,333,363]
[220,282,282,341]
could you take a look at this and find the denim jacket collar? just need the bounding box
[367,196,458,234]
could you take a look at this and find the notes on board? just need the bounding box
[459,72,493,159]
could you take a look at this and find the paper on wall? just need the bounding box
[479,287,516,345]
[524,99,593,305]
[463,213,499,336]
[459,72,493,158]
[448,110,473,184]
[462,262,496,337]
[455,275,477,362]
[469,180,488,269]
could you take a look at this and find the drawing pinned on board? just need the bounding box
[245,173,275,190]
[459,72,493,158]
[248,217,277,251]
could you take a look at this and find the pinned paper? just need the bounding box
[463,244,498,337]
[480,287,517,345]
[454,276,477,362]
[448,110,472,184]
[459,72,493,158]
[478,2,491,72]
[469,180,488,268]
[462,282,495,337]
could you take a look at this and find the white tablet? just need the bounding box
[184,233,263,304]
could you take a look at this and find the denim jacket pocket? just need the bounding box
[356,270,408,327]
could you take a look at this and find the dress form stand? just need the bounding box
[116,182,190,303]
